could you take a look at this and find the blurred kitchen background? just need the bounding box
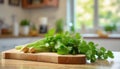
[0,0,120,52]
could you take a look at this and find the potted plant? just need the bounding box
[55,19,64,33]
[104,23,117,33]
[20,19,30,36]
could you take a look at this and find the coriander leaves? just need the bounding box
[16,30,114,63]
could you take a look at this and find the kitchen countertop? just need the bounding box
[0,34,120,39]
[0,52,120,69]
[0,34,45,38]
[82,34,120,39]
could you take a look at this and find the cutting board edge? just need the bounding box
[2,49,86,64]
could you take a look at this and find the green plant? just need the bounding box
[20,19,30,26]
[56,19,64,33]
[16,29,114,63]
[104,24,117,32]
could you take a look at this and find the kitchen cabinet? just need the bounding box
[22,0,59,9]
[44,0,58,7]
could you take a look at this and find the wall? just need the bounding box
[0,0,29,26]
[27,0,67,29]
[0,0,67,29]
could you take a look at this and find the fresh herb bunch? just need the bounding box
[16,29,114,63]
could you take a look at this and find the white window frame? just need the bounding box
[67,0,120,34]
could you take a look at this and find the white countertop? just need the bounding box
[82,34,120,39]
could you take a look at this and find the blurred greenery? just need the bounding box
[55,19,64,33]
[76,0,119,30]
[20,19,30,26]
[99,0,120,27]
[104,23,117,32]
[76,0,93,29]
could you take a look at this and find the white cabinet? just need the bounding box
[0,37,42,52]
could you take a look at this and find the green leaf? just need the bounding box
[57,44,69,55]
[75,33,81,39]
[107,50,114,58]
[100,47,106,53]
[88,42,96,50]
[46,29,56,36]
[86,50,92,60]
[91,55,96,62]
[103,53,108,59]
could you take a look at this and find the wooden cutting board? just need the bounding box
[2,49,86,64]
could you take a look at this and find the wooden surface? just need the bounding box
[45,0,59,7]
[0,52,120,69]
[22,0,58,8]
[2,49,86,64]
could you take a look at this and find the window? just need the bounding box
[67,0,120,33]
[99,0,120,27]
[76,0,94,29]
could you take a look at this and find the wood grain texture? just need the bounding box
[0,52,120,69]
[2,49,86,64]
